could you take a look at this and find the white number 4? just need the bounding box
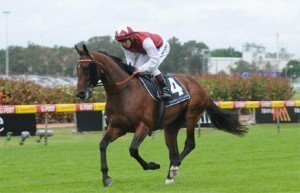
[168,78,184,96]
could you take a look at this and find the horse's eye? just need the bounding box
[82,67,90,74]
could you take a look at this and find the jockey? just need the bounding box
[115,26,172,100]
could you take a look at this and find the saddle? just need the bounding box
[138,75,190,131]
[138,75,190,106]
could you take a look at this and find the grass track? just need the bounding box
[0,124,299,193]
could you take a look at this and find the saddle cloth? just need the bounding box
[138,75,190,107]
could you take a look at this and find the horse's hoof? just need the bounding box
[169,165,179,178]
[165,178,174,184]
[149,161,160,170]
[103,176,112,187]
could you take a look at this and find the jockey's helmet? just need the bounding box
[115,26,134,41]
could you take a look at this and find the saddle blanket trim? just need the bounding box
[138,75,190,107]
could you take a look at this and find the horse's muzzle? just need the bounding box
[76,91,87,100]
[76,88,93,100]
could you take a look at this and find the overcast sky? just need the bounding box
[0,0,299,57]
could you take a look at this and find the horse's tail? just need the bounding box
[206,98,248,136]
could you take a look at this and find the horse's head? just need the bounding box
[75,44,101,100]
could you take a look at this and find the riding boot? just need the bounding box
[155,74,172,100]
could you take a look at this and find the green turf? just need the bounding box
[292,91,300,100]
[0,124,299,193]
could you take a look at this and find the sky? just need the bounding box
[0,0,299,57]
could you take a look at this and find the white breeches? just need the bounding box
[135,40,170,76]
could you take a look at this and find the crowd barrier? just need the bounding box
[0,103,106,114]
[1,101,299,136]
[1,101,300,114]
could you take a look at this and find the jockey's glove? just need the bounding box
[133,69,144,77]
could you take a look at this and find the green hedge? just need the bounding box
[0,78,108,123]
[197,74,295,101]
[0,79,75,123]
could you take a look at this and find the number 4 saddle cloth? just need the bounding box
[138,74,190,107]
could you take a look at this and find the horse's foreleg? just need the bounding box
[100,125,125,187]
[100,134,111,187]
[129,122,160,170]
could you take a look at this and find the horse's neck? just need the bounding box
[95,52,132,93]
[95,52,128,82]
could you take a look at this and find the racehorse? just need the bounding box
[75,44,247,187]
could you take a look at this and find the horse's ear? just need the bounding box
[75,44,83,55]
[82,44,90,55]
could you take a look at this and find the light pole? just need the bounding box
[3,11,11,76]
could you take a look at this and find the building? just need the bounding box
[208,57,240,74]
[207,42,293,74]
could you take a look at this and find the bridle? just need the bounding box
[77,54,137,88]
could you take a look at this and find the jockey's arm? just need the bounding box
[137,38,159,73]
[122,47,136,66]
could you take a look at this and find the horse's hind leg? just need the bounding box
[129,122,160,170]
[164,117,185,184]
[178,122,196,165]
[179,109,205,165]
[164,127,180,184]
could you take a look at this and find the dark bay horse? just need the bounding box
[75,44,247,187]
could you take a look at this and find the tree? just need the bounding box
[211,47,242,57]
[281,60,300,79]
[9,46,28,74]
[2,35,265,77]
[229,60,258,74]
[0,49,5,74]
[262,62,273,72]
[161,37,185,73]
[182,40,209,74]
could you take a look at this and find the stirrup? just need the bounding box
[161,88,172,99]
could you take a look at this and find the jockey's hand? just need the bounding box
[133,69,144,76]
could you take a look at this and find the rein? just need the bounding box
[78,58,137,86]
[115,71,138,85]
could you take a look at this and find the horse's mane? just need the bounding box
[97,50,136,75]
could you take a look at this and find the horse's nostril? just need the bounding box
[76,92,86,99]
